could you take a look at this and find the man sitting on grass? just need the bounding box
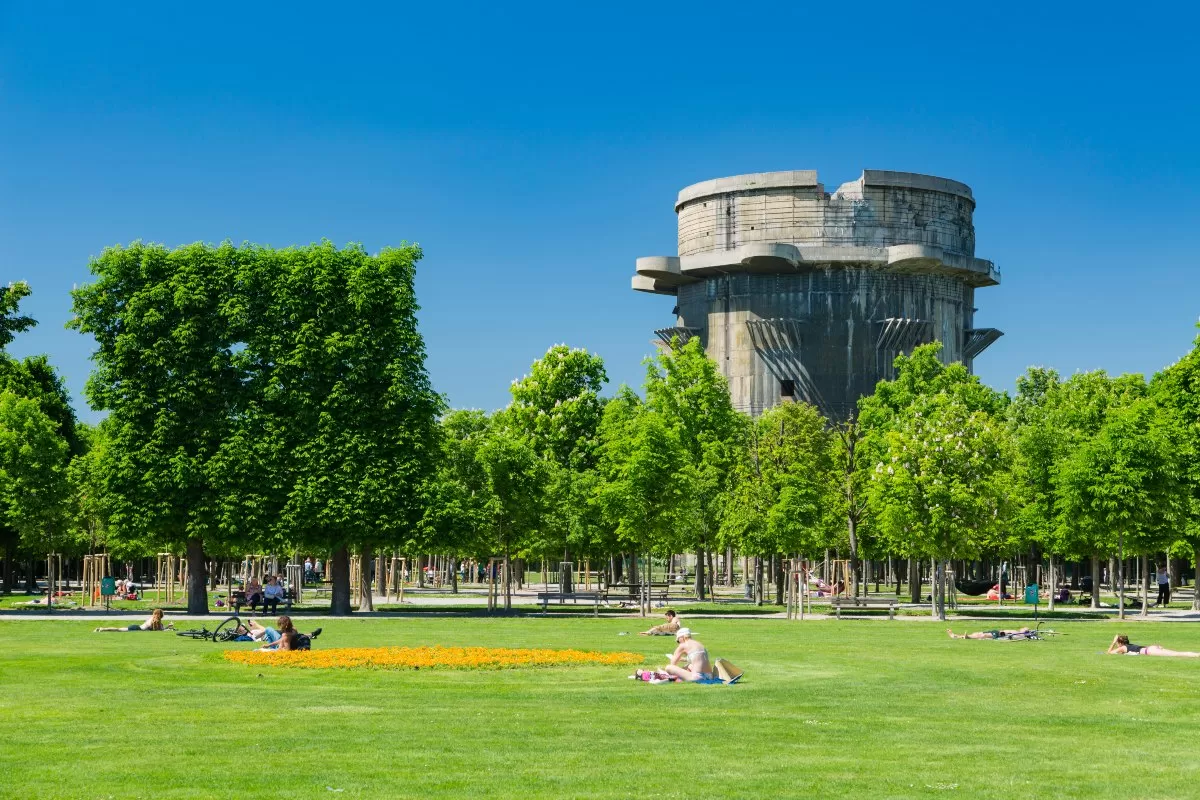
[639,609,680,636]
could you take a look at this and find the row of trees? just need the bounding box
[3,240,1199,619]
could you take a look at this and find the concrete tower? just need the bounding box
[632,170,1003,419]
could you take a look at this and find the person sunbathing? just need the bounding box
[95,608,173,632]
[662,628,713,682]
[1107,634,1200,657]
[947,627,1032,640]
[639,610,681,636]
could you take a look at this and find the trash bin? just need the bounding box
[1024,584,1039,605]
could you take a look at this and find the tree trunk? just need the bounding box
[909,558,921,604]
[450,556,458,594]
[1141,558,1150,617]
[1117,534,1126,620]
[847,515,859,599]
[775,554,785,605]
[330,545,352,616]
[1090,556,1100,609]
[25,558,36,593]
[503,544,512,611]
[1194,547,1200,612]
[627,553,639,598]
[185,537,208,614]
[1047,553,1056,612]
[695,549,707,601]
[2,541,12,594]
[359,545,375,612]
[725,546,733,587]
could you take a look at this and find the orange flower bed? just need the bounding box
[223,645,645,671]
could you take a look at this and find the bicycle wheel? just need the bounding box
[176,628,211,640]
[211,615,245,643]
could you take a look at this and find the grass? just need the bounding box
[4,616,1200,799]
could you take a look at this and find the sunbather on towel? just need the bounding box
[662,628,713,682]
[947,627,1032,640]
[95,609,172,632]
[1107,634,1200,657]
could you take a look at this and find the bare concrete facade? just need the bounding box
[633,170,1003,418]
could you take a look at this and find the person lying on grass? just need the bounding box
[94,609,173,633]
[1107,634,1200,657]
[947,627,1032,640]
[252,616,321,651]
[639,609,680,636]
[662,628,713,682]
[254,616,296,651]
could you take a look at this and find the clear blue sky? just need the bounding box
[2,2,1197,422]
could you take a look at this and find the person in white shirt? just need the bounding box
[262,575,287,614]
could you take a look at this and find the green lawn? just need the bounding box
[2,616,1198,798]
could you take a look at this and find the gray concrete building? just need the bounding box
[632,169,1003,419]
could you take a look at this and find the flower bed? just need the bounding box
[223,645,645,671]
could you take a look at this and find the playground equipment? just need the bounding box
[285,563,303,605]
[81,553,110,608]
[155,553,179,604]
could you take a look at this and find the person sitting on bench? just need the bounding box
[1107,634,1200,657]
[245,577,264,613]
[639,610,680,636]
[662,628,713,682]
[262,575,286,614]
[947,627,1032,640]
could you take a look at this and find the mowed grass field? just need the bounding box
[2,616,1199,799]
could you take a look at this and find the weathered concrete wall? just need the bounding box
[634,169,1001,419]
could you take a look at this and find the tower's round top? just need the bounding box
[675,170,973,210]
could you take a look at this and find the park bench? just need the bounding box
[536,590,604,617]
[230,587,296,614]
[830,596,899,620]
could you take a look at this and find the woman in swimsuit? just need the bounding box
[1107,634,1200,657]
[94,608,172,632]
[662,628,713,682]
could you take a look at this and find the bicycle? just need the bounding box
[175,614,249,643]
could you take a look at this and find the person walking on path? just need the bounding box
[1156,565,1171,606]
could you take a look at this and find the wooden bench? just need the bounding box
[536,591,603,616]
[831,596,899,620]
[230,587,297,614]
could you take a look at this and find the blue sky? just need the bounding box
[2,2,1197,422]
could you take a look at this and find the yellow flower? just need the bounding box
[223,645,645,671]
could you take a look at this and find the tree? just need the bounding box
[1057,397,1187,618]
[1152,326,1200,609]
[0,391,71,578]
[0,282,36,350]
[506,346,608,574]
[643,337,742,599]
[235,242,443,614]
[859,343,1010,611]
[475,418,546,610]
[420,410,493,582]
[723,402,835,603]
[71,242,245,613]
[594,386,688,606]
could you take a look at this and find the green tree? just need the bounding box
[1057,397,1187,617]
[420,410,493,585]
[867,389,1011,620]
[0,391,71,569]
[506,345,608,574]
[723,402,835,603]
[1152,326,1200,609]
[476,417,546,610]
[0,282,36,350]
[643,337,742,599]
[236,242,443,614]
[594,386,687,605]
[71,242,244,613]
